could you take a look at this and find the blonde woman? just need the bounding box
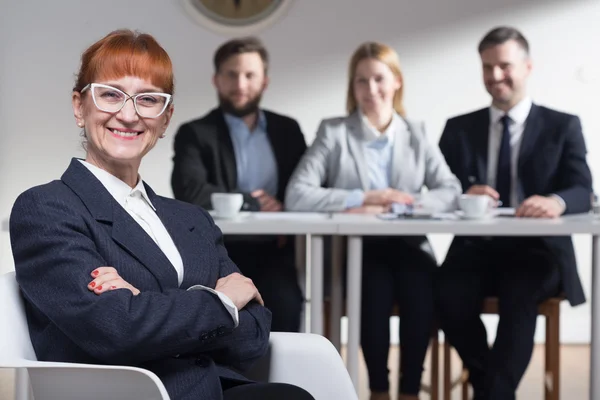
[285,42,461,400]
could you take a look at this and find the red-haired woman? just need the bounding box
[9,30,314,400]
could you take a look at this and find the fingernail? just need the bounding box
[90,282,96,288]
[92,270,99,276]
[110,286,117,289]
[96,285,103,290]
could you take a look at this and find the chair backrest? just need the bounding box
[0,271,38,363]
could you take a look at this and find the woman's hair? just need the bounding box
[73,29,174,94]
[346,42,405,117]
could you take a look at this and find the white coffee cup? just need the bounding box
[458,194,491,219]
[211,193,244,219]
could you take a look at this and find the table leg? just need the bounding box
[294,235,308,333]
[591,235,600,400]
[15,368,30,400]
[310,235,324,335]
[347,235,363,390]
[330,235,344,352]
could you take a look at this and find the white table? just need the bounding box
[213,212,337,335]
[332,213,600,399]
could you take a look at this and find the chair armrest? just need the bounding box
[1,360,169,400]
[245,332,358,400]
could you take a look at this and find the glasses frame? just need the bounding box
[80,83,172,119]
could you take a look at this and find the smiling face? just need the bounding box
[72,75,173,171]
[213,52,268,117]
[352,57,401,116]
[481,39,532,110]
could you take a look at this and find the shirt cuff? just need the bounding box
[345,190,365,209]
[549,194,567,214]
[187,284,239,327]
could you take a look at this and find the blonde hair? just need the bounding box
[346,42,405,117]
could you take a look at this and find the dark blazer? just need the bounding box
[10,159,272,400]
[171,108,307,211]
[439,104,593,306]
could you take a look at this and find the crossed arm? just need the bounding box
[10,189,271,369]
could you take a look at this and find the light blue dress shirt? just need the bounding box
[224,111,279,197]
[345,112,402,208]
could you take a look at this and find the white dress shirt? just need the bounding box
[486,98,565,210]
[79,160,239,326]
[487,97,532,208]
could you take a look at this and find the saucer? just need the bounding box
[211,211,251,220]
[454,210,493,220]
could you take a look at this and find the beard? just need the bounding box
[218,92,262,118]
[486,79,515,104]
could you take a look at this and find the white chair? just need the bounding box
[0,271,357,400]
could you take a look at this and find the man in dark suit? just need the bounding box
[171,37,307,333]
[437,27,593,400]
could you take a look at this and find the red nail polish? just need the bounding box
[90,282,96,288]
[97,285,103,290]
[110,286,116,289]
[92,270,99,276]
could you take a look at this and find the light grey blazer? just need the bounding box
[285,112,461,213]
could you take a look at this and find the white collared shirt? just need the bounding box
[360,110,402,190]
[79,160,239,326]
[345,111,406,208]
[487,97,533,207]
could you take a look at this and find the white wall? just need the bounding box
[1,0,599,343]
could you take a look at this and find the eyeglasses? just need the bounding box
[81,83,172,118]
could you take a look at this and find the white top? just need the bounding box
[79,160,239,326]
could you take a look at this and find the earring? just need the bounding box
[159,134,166,138]
[77,122,84,127]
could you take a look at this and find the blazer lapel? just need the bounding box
[147,188,213,289]
[61,159,178,290]
[391,119,417,190]
[264,112,287,198]
[518,104,542,172]
[110,208,179,290]
[345,113,370,191]
[468,109,490,184]
[214,109,238,190]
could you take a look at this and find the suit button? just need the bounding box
[216,326,228,335]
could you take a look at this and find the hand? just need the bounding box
[88,266,140,296]
[344,205,389,214]
[363,189,413,206]
[251,189,283,212]
[215,272,264,309]
[466,185,500,206]
[516,195,564,218]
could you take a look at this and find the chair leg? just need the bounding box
[15,369,32,400]
[461,366,469,400]
[430,330,439,400]
[443,340,451,400]
[323,300,331,340]
[545,305,560,400]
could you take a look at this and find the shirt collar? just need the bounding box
[223,109,267,133]
[358,109,405,145]
[78,159,156,211]
[489,96,533,125]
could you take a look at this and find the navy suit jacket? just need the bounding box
[10,158,272,400]
[439,105,593,306]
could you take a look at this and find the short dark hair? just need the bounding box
[478,26,529,55]
[213,37,269,74]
